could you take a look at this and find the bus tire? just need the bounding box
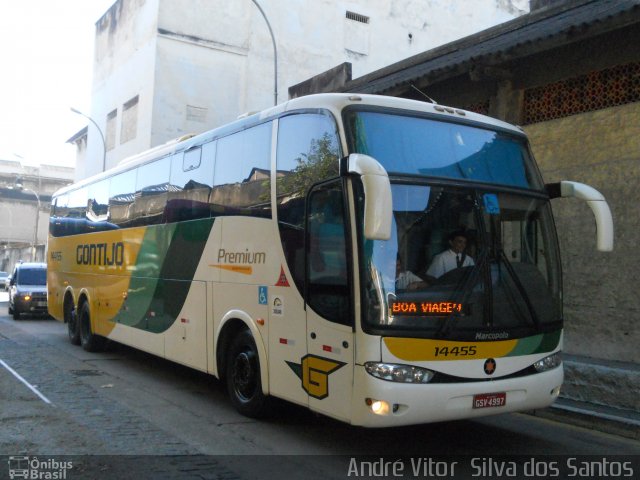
[79,302,106,352]
[65,299,81,346]
[226,329,268,418]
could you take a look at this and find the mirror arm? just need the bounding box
[546,180,614,252]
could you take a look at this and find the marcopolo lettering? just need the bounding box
[76,242,125,266]
[217,248,266,265]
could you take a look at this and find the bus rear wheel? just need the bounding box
[225,329,267,418]
[79,303,106,352]
[65,298,80,345]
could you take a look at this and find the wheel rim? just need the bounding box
[232,349,257,402]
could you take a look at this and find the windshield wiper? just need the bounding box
[436,247,490,337]
[498,249,541,330]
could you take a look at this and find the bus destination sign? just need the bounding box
[390,301,464,316]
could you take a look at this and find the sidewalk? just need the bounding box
[530,354,640,441]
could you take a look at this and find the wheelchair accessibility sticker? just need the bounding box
[258,286,268,305]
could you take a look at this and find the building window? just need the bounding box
[106,109,117,151]
[121,95,139,144]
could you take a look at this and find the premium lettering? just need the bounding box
[76,242,124,266]
[217,248,266,265]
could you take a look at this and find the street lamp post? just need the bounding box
[14,178,41,262]
[250,0,278,106]
[70,107,107,172]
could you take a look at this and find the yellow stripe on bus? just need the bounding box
[209,264,253,275]
[383,337,518,361]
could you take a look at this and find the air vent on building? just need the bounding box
[346,11,369,24]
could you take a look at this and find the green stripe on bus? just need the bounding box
[507,330,561,357]
[112,218,214,333]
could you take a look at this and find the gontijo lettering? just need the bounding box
[76,242,124,266]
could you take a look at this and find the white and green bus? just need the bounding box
[48,94,613,427]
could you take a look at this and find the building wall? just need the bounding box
[525,101,640,363]
[82,0,160,178]
[80,0,528,178]
[0,161,74,274]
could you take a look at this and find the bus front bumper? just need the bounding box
[350,364,563,427]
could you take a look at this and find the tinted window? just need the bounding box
[167,142,216,222]
[88,179,110,222]
[109,168,137,227]
[212,122,272,218]
[67,187,88,219]
[131,157,171,226]
[50,194,69,236]
[276,113,341,292]
[307,180,351,325]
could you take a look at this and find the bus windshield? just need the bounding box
[358,182,562,340]
[345,110,544,190]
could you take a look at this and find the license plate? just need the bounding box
[36,302,47,307]
[473,392,506,409]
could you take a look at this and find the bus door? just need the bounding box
[304,180,354,422]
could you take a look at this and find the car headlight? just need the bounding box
[365,362,434,383]
[533,352,562,372]
[22,293,33,301]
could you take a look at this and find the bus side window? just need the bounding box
[109,168,137,227]
[306,180,351,326]
[50,194,69,236]
[87,178,111,230]
[276,112,341,294]
[67,187,88,235]
[213,122,272,218]
[166,141,215,223]
[132,156,171,226]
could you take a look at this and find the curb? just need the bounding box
[528,399,640,441]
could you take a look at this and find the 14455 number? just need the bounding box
[434,345,477,357]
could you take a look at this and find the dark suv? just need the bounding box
[8,262,48,320]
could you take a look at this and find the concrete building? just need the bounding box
[0,160,74,273]
[293,0,640,415]
[72,0,529,179]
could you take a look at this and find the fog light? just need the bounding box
[366,398,390,415]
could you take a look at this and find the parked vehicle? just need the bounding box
[0,271,8,290]
[8,263,48,320]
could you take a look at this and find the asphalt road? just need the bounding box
[1,303,638,479]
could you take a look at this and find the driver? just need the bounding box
[425,230,475,280]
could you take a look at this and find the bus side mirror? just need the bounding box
[344,154,392,240]
[546,181,614,252]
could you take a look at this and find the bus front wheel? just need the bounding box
[79,303,106,352]
[225,329,267,418]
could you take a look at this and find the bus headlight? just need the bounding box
[364,362,434,383]
[533,352,562,372]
